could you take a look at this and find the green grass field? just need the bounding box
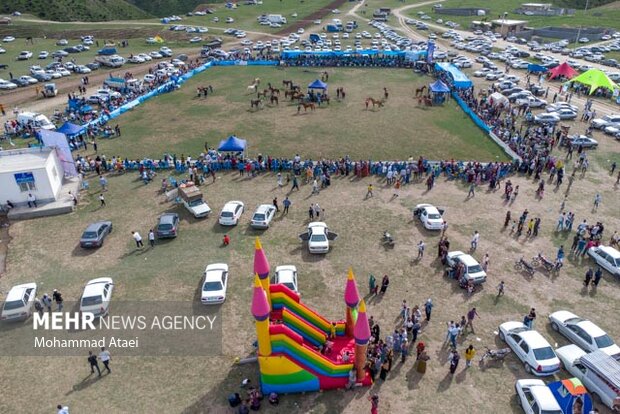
[406,0,620,30]
[105,66,508,161]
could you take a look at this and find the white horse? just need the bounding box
[247,84,257,93]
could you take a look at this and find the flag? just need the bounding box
[154,35,164,43]
[426,41,434,64]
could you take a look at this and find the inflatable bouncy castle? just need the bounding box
[251,238,373,393]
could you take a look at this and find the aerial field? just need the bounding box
[106,66,508,161]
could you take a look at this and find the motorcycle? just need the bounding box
[480,346,511,362]
[532,252,554,272]
[514,257,535,276]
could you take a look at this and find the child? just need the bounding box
[223,234,230,246]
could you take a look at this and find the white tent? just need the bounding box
[489,92,509,107]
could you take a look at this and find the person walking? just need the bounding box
[312,179,319,195]
[56,404,69,414]
[497,281,505,297]
[380,274,389,294]
[283,197,291,214]
[447,322,459,349]
[482,253,490,272]
[33,297,43,316]
[465,307,479,334]
[470,231,480,251]
[291,175,299,191]
[424,298,433,321]
[366,184,373,198]
[27,193,37,208]
[464,345,476,367]
[593,193,601,211]
[368,274,377,295]
[449,349,460,374]
[276,172,283,188]
[417,240,425,260]
[99,193,106,207]
[273,197,279,212]
[368,394,379,414]
[308,205,314,220]
[99,347,111,374]
[467,182,475,197]
[88,351,101,376]
[132,231,144,248]
[148,229,155,247]
[584,267,593,287]
[41,293,52,312]
[52,289,63,311]
[593,267,603,287]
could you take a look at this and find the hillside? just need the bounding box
[127,0,215,18]
[0,0,151,21]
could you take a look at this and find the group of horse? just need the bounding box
[249,78,332,113]
[415,85,433,106]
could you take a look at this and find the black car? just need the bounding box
[156,213,179,238]
[63,47,81,53]
[80,221,113,248]
[0,64,8,70]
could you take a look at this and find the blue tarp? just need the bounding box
[56,122,85,137]
[308,79,327,90]
[281,50,406,59]
[430,80,450,93]
[218,136,247,152]
[435,62,473,89]
[527,63,548,73]
[452,92,490,133]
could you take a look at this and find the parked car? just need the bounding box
[534,113,561,124]
[566,135,598,149]
[515,379,563,414]
[156,213,179,238]
[0,283,37,321]
[591,114,620,129]
[587,245,620,277]
[17,51,33,60]
[445,251,487,284]
[250,204,277,229]
[274,265,299,293]
[38,51,49,59]
[0,79,17,90]
[201,263,229,305]
[556,346,620,411]
[516,96,547,108]
[413,204,445,230]
[499,321,561,376]
[80,221,113,248]
[79,277,114,317]
[547,102,578,113]
[549,108,577,120]
[219,201,244,226]
[2,36,16,42]
[18,75,37,84]
[549,310,620,358]
[56,39,68,46]
[299,222,338,254]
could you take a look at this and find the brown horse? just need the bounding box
[282,80,293,88]
[365,97,385,109]
[250,98,262,109]
[257,89,269,98]
[297,102,315,113]
[269,87,280,96]
[415,85,427,97]
[270,95,279,105]
[321,96,330,105]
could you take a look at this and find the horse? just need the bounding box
[250,98,262,109]
[269,87,280,96]
[365,97,385,109]
[247,84,258,93]
[384,87,389,99]
[282,80,293,88]
[285,90,295,99]
[257,89,269,98]
[253,78,260,86]
[270,95,279,105]
[321,96,330,105]
[297,102,315,113]
[415,85,426,97]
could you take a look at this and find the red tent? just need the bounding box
[549,62,578,80]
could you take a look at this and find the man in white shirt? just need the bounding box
[99,346,111,374]
[27,193,37,208]
[471,231,480,251]
[56,404,69,414]
[132,231,144,248]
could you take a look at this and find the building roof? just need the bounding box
[522,3,552,7]
[492,19,528,26]
[0,148,52,174]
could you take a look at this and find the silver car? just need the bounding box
[80,221,113,248]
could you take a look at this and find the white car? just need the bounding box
[515,379,563,414]
[79,277,114,318]
[226,17,234,23]
[189,36,202,43]
[2,36,16,42]
[0,47,5,54]
[587,245,620,277]
[74,65,91,74]
[591,114,620,129]
[159,46,172,56]
[201,263,229,305]
[299,222,338,254]
[128,55,145,63]
[149,51,163,59]
[516,96,547,108]
[446,251,487,284]
[17,50,33,60]
[137,53,152,61]
[219,201,244,226]
[546,102,578,113]
[58,68,71,76]
[250,204,277,229]
[0,80,17,90]
[18,75,38,84]
[499,321,561,376]
[1,283,37,321]
[473,68,492,77]
[56,39,68,46]
[549,310,620,358]
[144,74,156,83]
[534,113,561,124]
[241,39,253,46]
[549,108,577,120]
[38,51,49,59]
[413,204,445,230]
[274,265,299,293]
[146,37,158,44]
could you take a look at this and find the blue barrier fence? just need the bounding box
[451,92,490,133]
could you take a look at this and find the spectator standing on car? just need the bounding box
[99,347,111,374]
[148,229,155,247]
[88,351,101,376]
[132,231,144,248]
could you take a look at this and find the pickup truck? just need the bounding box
[179,185,211,218]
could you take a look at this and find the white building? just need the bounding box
[0,147,64,206]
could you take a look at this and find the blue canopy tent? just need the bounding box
[527,63,548,73]
[429,80,450,105]
[308,79,328,91]
[434,62,473,89]
[56,122,85,137]
[218,135,247,154]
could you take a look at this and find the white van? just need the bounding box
[556,345,620,411]
[17,112,55,130]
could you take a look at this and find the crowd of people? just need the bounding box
[282,54,415,68]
